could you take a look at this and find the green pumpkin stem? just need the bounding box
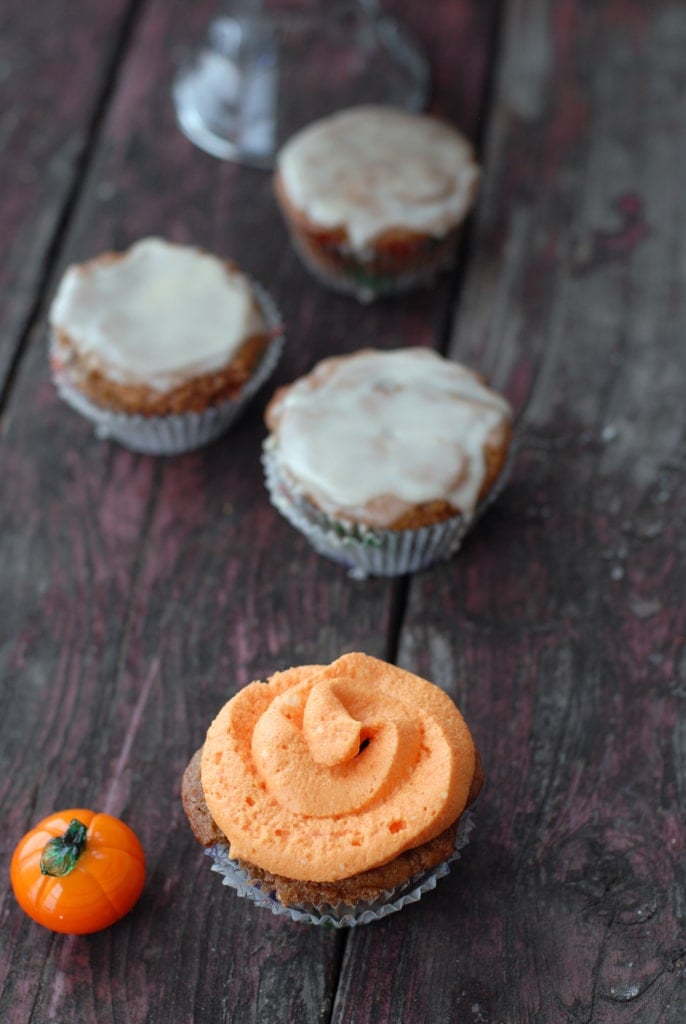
[40,819,88,877]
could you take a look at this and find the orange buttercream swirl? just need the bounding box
[201,653,477,882]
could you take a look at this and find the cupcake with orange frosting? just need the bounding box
[274,106,480,302]
[182,653,483,926]
[49,237,284,454]
[262,347,513,577]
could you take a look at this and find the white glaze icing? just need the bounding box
[49,238,266,391]
[277,106,480,251]
[268,349,512,527]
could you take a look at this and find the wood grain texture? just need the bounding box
[0,1,501,1022]
[0,0,140,395]
[334,1,686,1022]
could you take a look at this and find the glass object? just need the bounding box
[173,1,430,169]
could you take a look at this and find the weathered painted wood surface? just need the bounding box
[0,0,141,394]
[1,0,685,1022]
[335,2,686,1022]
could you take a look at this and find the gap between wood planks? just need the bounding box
[381,0,509,670]
[0,0,148,426]
[432,0,508,366]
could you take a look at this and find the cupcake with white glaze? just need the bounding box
[262,347,513,577]
[49,237,284,454]
[274,106,480,302]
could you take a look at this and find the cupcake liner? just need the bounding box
[285,227,462,304]
[206,810,474,928]
[50,282,285,455]
[262,442,512,579]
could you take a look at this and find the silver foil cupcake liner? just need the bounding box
[206,811,474,928]
[262,443,512,579]
[50,282,285,455]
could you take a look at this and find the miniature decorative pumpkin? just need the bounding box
[10,808,146,935]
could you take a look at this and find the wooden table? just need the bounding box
[2,0,685,1020]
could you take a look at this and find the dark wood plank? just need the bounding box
[0,1,501,1022]
[0,0,139,394]
[335,0,686,1021]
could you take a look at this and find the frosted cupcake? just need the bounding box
[182,653,483,926]
[262,347,513,577]
[49,237,284,454]
[274,106,480,302]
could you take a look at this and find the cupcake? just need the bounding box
[274,105,480,302]
[49,237,284,454]
[182,652,483,926]
[262,347,513,577]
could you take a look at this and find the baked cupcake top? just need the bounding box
[49,237,266,392]
[265,347,512,528]
[276,106,480,250]
[201,653,478,882]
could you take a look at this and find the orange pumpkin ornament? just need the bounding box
[10,808,146,934]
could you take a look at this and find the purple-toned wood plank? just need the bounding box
[0,0,138,394]
[0,1,500,1022]
[335,0,686,1021]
